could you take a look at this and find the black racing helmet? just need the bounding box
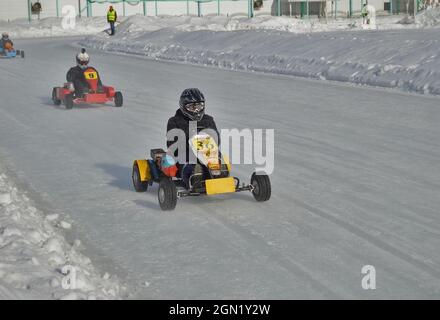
[179,88,205,121]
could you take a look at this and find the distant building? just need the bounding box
[272,0,419,17]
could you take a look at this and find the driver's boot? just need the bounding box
[191,164,204,191]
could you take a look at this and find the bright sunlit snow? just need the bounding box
[1,8,440,299]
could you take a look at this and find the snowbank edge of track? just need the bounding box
[0,163,125,300]
[79,11,440,97]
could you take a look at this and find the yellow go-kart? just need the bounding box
[132,134,271,210]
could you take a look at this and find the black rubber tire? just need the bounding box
[114,91,123,107]
[52,88,61,105]
[21,51,25,58]
[132,162,149,192]
[158,178,177,211]
[251,173,271,202]
[64,94,74,110]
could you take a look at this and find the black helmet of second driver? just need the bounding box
[179,88,205,121]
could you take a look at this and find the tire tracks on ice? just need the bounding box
[292,198,440,280]
[204,209,341,298]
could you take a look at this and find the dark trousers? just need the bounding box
[109,22,115,35]
[181,164,195,188]
[180,164,205,189]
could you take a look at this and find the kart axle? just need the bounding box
[176,184,253,198]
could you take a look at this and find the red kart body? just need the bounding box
[52,67,123,109]
[55,84,116,104]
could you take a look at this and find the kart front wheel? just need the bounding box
[158,178,177,211]
[20,51,25,58]
[114,91,123,107]
[64,94,74,110]
[251,173,271,202]
[52,88,61,105]
[132,162,148,192]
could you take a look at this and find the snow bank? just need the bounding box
[3,14,439,95]
[416,6,440,27]
[0,17,109,39]
[0,171,124,299]
[98,14,417,34]
[1,13,417,40]
[81,15,440,95]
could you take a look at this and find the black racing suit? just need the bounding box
[66,66,103,98]
[167,109,220,185]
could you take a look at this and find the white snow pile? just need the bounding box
[0,17,109,39]
[111,14,415,34]
[81,15,440,95]
[1,13,416,39]
[0,172,124,300]
[416,6,440,27]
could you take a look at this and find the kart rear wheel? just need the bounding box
[64,94,74,110]
[132,162,149,192]
[21,51,25,58]
[158,178,177,211]
[52,88,61,105]
[114,91,123,107]
[251,173,271,202]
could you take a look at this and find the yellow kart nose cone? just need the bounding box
[205,177,236,195]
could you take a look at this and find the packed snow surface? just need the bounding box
[416,5,440,27]
[0,37,440,298]
[1,8,440,299]
[0,168,124,299]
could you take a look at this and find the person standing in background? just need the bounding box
[361,3,369,25]
[107,6,117,36]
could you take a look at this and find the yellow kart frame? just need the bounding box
[132,149,271,211]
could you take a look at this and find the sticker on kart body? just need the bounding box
[190,134,219,166]
[84,70,98,80]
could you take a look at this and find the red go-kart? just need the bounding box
[52,67,123,109]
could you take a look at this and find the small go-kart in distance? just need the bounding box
[0,43,25,59]
[52,67,123,109]
[132,133,271,211]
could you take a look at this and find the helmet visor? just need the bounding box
[78,60,88,66]
[184,102,205,113]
